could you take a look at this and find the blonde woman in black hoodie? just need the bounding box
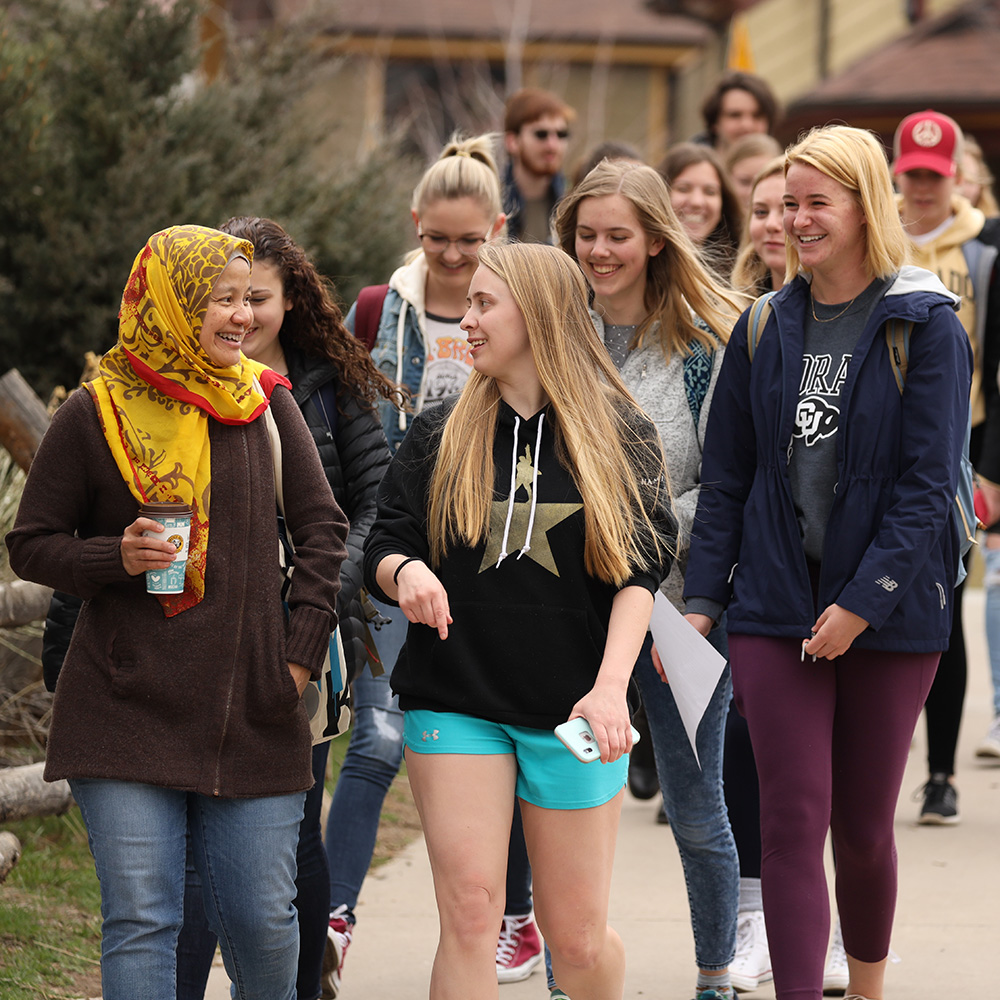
[364,241,675,1000]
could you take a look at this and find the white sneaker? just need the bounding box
[976,715,1000,758]
[730,909,772,992]
[823,919,849,994]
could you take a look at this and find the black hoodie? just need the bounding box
[363,398,675,729]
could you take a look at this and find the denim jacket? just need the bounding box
[345,253,428,453]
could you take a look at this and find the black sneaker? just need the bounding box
[917,772,960,825]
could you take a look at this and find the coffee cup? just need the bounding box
[140,502,193,595]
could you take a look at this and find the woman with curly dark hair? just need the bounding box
[174,216,398,1000]
[227,216,403,415]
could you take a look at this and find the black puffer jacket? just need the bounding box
[42,590,83,693]
[286,343,392,680]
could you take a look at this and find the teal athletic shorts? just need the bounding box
[403,709,628,810]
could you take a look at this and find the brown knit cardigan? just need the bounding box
[6,386,348,798]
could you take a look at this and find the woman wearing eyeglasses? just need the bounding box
[359,134,507,452]
[320,134,510,995]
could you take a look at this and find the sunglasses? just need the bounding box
[530,128,570,141]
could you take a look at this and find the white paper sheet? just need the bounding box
[647,592,727,768]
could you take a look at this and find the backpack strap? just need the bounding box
[353,283,390,353]
[882,317,979,584]
[746,291,777,362]
[885,318,913,395]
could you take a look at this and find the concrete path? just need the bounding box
[206,589,1000,999]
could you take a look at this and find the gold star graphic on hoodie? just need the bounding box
[479,443,581,576]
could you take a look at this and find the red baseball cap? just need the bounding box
[893,109,962,176]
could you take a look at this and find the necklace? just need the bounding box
[810,291,857,323]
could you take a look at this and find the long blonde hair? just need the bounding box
[732,156,785,294]
[427,242,671,585]
[554,159,746,357]
[784,126,910,281]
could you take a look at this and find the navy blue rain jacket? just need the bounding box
[684,267,972,652]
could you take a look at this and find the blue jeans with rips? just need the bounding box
[70,777,304,1000]
[632,626,738,971]
[325,597,406,924]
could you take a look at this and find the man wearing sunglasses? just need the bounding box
[503,87,576,244]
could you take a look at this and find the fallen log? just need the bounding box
[0,762,72,823]
[0,368,51,472]
[0,579,53,628]
[0,830,21,882]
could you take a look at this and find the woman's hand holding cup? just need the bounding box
[121,517,181,576]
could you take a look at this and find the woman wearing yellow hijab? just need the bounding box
[7,225,349,1000]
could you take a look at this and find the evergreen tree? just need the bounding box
[0,0,417,394]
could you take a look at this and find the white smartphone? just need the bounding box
[553,717,641,763]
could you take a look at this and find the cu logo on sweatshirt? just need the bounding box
[794,396,840,447]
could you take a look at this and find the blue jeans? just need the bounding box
[176,743,332,1000]
[325,597,405,924]
[70,777,304,1000]
[984,544,1000,715]
[632,626,739,970]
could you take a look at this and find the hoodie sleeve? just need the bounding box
[835,301,973,629]
[362,406,444,604]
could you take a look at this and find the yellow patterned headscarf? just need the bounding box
[87,225,290,616]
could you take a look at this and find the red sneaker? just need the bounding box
[321,905,353,999]
[495,912,542,983]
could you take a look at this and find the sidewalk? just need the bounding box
[206,589,1000,998]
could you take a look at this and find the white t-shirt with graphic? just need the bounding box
[420,312,473,412]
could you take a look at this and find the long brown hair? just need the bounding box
[555,159,746,358]
[427,242,672,585]
[219,216,402,410]
[658,143,743,279]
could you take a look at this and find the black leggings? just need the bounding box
[923,574,967,776]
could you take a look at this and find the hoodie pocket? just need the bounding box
[426,601,605,718]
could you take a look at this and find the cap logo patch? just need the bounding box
[913,120,943,148]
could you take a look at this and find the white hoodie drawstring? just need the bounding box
[496,415,521,567]
[395,303,408,434]
[517,413,545,559]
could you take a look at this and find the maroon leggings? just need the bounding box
[728,634,938,1000]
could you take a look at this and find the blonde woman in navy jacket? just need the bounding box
[684,127,971,1000]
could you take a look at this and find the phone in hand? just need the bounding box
[554,717,641,763]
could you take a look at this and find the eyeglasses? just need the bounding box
[531,128,570,141]
[417,227,492,256]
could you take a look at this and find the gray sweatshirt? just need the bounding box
[593,313,724,610]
